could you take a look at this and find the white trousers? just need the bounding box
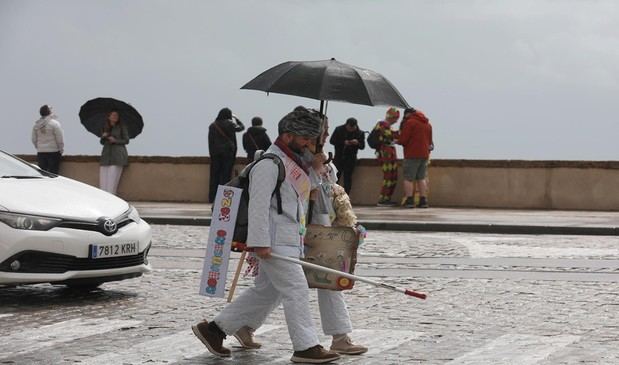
[309,214,354,335]
[316,289,353,335]
[223,275,353,338]
[99,165,123,195]
[241,287,353,336]
[214,257,319,351]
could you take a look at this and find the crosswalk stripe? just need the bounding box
[266,329,423,364]
[337,329,423,364]
[0,318,141,359]
[340,329,423,356]
[462,241,619,258]
[82,324,281,365]
[447,334,580,364]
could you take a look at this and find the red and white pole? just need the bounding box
[270,253,426,300]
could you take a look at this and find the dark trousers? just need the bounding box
[334,157,357,194]
[209,153,235,203]
[37,152,62,174]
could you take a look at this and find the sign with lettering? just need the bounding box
[199,185,242,297]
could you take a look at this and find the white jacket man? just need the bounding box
[192,107,341,364]
[32,115,64,154]
[31,105,64,174]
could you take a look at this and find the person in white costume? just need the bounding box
[222,114,368,356]
[192,106,341,364]
[305,116,368,355]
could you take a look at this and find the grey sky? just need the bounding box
[1,0,618,160]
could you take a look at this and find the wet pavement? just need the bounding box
[1,223,619,364]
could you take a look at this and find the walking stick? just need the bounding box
[226,250,247,302]
[269,252,426,300]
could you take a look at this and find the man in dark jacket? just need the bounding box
[208,107,245,202]
[329,117,365,194]
[242,116,272,161]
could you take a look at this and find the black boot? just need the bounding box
[403,196,415,208]
[417,196,428,208]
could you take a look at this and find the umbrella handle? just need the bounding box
[316,101,331,164]
[324,152,333,165]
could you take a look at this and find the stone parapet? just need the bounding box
[16,155,619,210]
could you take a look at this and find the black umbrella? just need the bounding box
[79,97,144,138]
[241,58,410,113]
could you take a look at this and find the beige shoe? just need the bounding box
[233,326,261,349]
[330,335,368,355]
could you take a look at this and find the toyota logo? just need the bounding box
[100,218,117,235]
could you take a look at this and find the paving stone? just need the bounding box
[0,226,618,364]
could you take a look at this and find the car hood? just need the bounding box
[0,176,129,220]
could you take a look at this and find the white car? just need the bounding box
[0,150,151,289]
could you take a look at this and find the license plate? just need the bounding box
[89,242,139,259]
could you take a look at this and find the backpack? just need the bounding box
[367,123,382,149]
[223,152,285,250]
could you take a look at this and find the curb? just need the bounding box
[142,216,619,236]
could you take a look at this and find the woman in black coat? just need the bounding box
[208,107,245,202]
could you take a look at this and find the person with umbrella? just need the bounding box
[99,110,129,195]
[231,110,368,356]
[193,106,341,364]
[306,113,368,356]
[208,107,245,202]
[79,97,144,195]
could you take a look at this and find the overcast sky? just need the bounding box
[1,0,618,160]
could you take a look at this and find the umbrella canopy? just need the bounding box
[79,97,144,139]
[241,58,410,109]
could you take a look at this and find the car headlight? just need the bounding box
[0,211,62,231]
[128,205,141,223]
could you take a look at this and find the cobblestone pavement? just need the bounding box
[1,225,618,364]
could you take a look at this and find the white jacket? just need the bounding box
[32,116,64,153]
[246,144,307,257]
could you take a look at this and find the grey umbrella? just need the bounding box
[241,58,410,113]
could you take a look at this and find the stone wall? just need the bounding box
[17,155,619,210]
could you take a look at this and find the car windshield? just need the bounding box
[0,151,50,178]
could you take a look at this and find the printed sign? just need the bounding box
[302,225,359,291]
[199,185,242,297]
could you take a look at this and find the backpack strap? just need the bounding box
[255,153,284,215]
[274,174,283,215]
[213,121,233,143]
[247,132,260,150]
